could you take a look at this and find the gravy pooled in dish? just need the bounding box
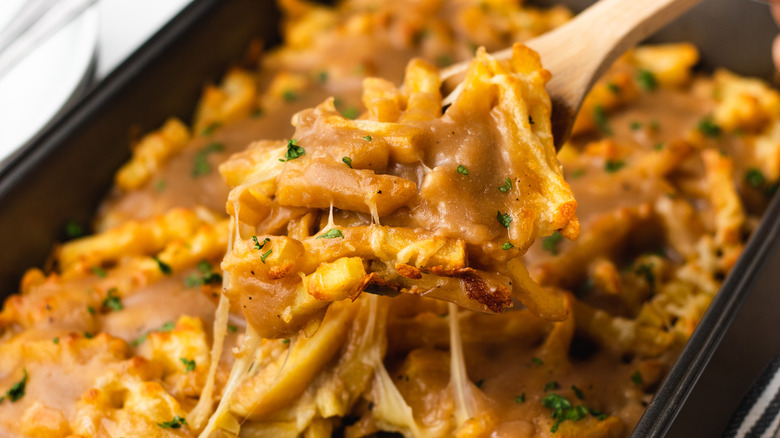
[0,1,778,437]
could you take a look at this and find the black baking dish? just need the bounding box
[0,0,778,436]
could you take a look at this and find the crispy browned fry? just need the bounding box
[277,158,417,216]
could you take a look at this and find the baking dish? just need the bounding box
[0,0,777,436]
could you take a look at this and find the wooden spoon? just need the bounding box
[441,0,702,149]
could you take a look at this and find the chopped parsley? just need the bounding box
[529,115,535,125]
[476,379,485,388]
[64,220,85,239]
[155,180,167,192]
[745,168,766,188]
[132,334,148,347]
[649,119,661,131]
[498,178,512,193]
[593,105,612,135]
[653,142,664,151]
[437,54,454,67]
[362,135,372,141]
[605,159,626,173]
[637,69,658,91]
[153,256,172,275]
[87,305,96,315]
[541,393,589,433]
[532,357,544,366]
[544,381,560,392]
[180,358,196,372]
[261,249,272,264]
[569,169,586,179]
[282,338,291,344]
[102,288,123,312]
[251,108,264,118]
[201,122,221,136]
[227,324,238,333]
[316,229,344,239]
[502,242,515,250]
[634,263,655,288]
[252,236,270,250]
[457,165,469,175]
[160,321,175,332]
[342,107,359,120]
[282,89,298,102]
[191,142,225,177]
[496,211,512,229]
[542,231,563,255]
[630,121,642,131]
[280,138,305,162]
[185,261,222,288]
[84,332,94,339]
[631,371,643,385]
[158,416,187,429]
[0,369,28,403]
[572,385,585,400]
[91,266,107,278]
[697,117,722,138]
[342,156,353,168]
[316,70,328,84]
[53,337,59,344]
[516,393,526,403]
[607,82,621,94]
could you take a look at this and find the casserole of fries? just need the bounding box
[0,0,778,437]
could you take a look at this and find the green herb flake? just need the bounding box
[282,338,291,344]
[191,142,225,177]
[637,69,658,91]
[607,82,621,94]
[544,381,560,392]
[201,122,221,136]
[282,89,298,102]
[653,142,664,151]
[499,178,512,193]
[153,256,172,275]
[53,337,59,344]
[649,119,661,131]
[496,211,512,229]
[280,138,305,162]
[87,305,95,315]
[132,333,148,347]
[64,220,85,239]
[84,332,94,339]
[541,393,589,433]
[457,165,469,175]
[103,288,124,312]
[158,416,187,429]
[261,249,272,264]
[516,393,526,403]
[605,159,626,173]
[316,229,344,239]
[631,371,643,385]
[532,357,544,366]
[227,324,238,333]
[697,117,722,138]
[160,322,175,332]
[476,379,485,388]
[529,115,535,125]
[316,70,328,84]
[593,105,612,136]
[1,369,28,403]
[502,242,515,250]
[342,156,353,168]
[342,107,359,120]
[569,169,586,179]
[252,236,270,250]
[745,168,766,188]
[634,263,655,288]
[590,408,608,421]
[155,180,167,192]
[542,231,563,255]
[362,135,372,141]
[629,121,642,131]
[437,54,453,67]
[180,358,196,372]
[251,108,264,118]
[572,385,585,400]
